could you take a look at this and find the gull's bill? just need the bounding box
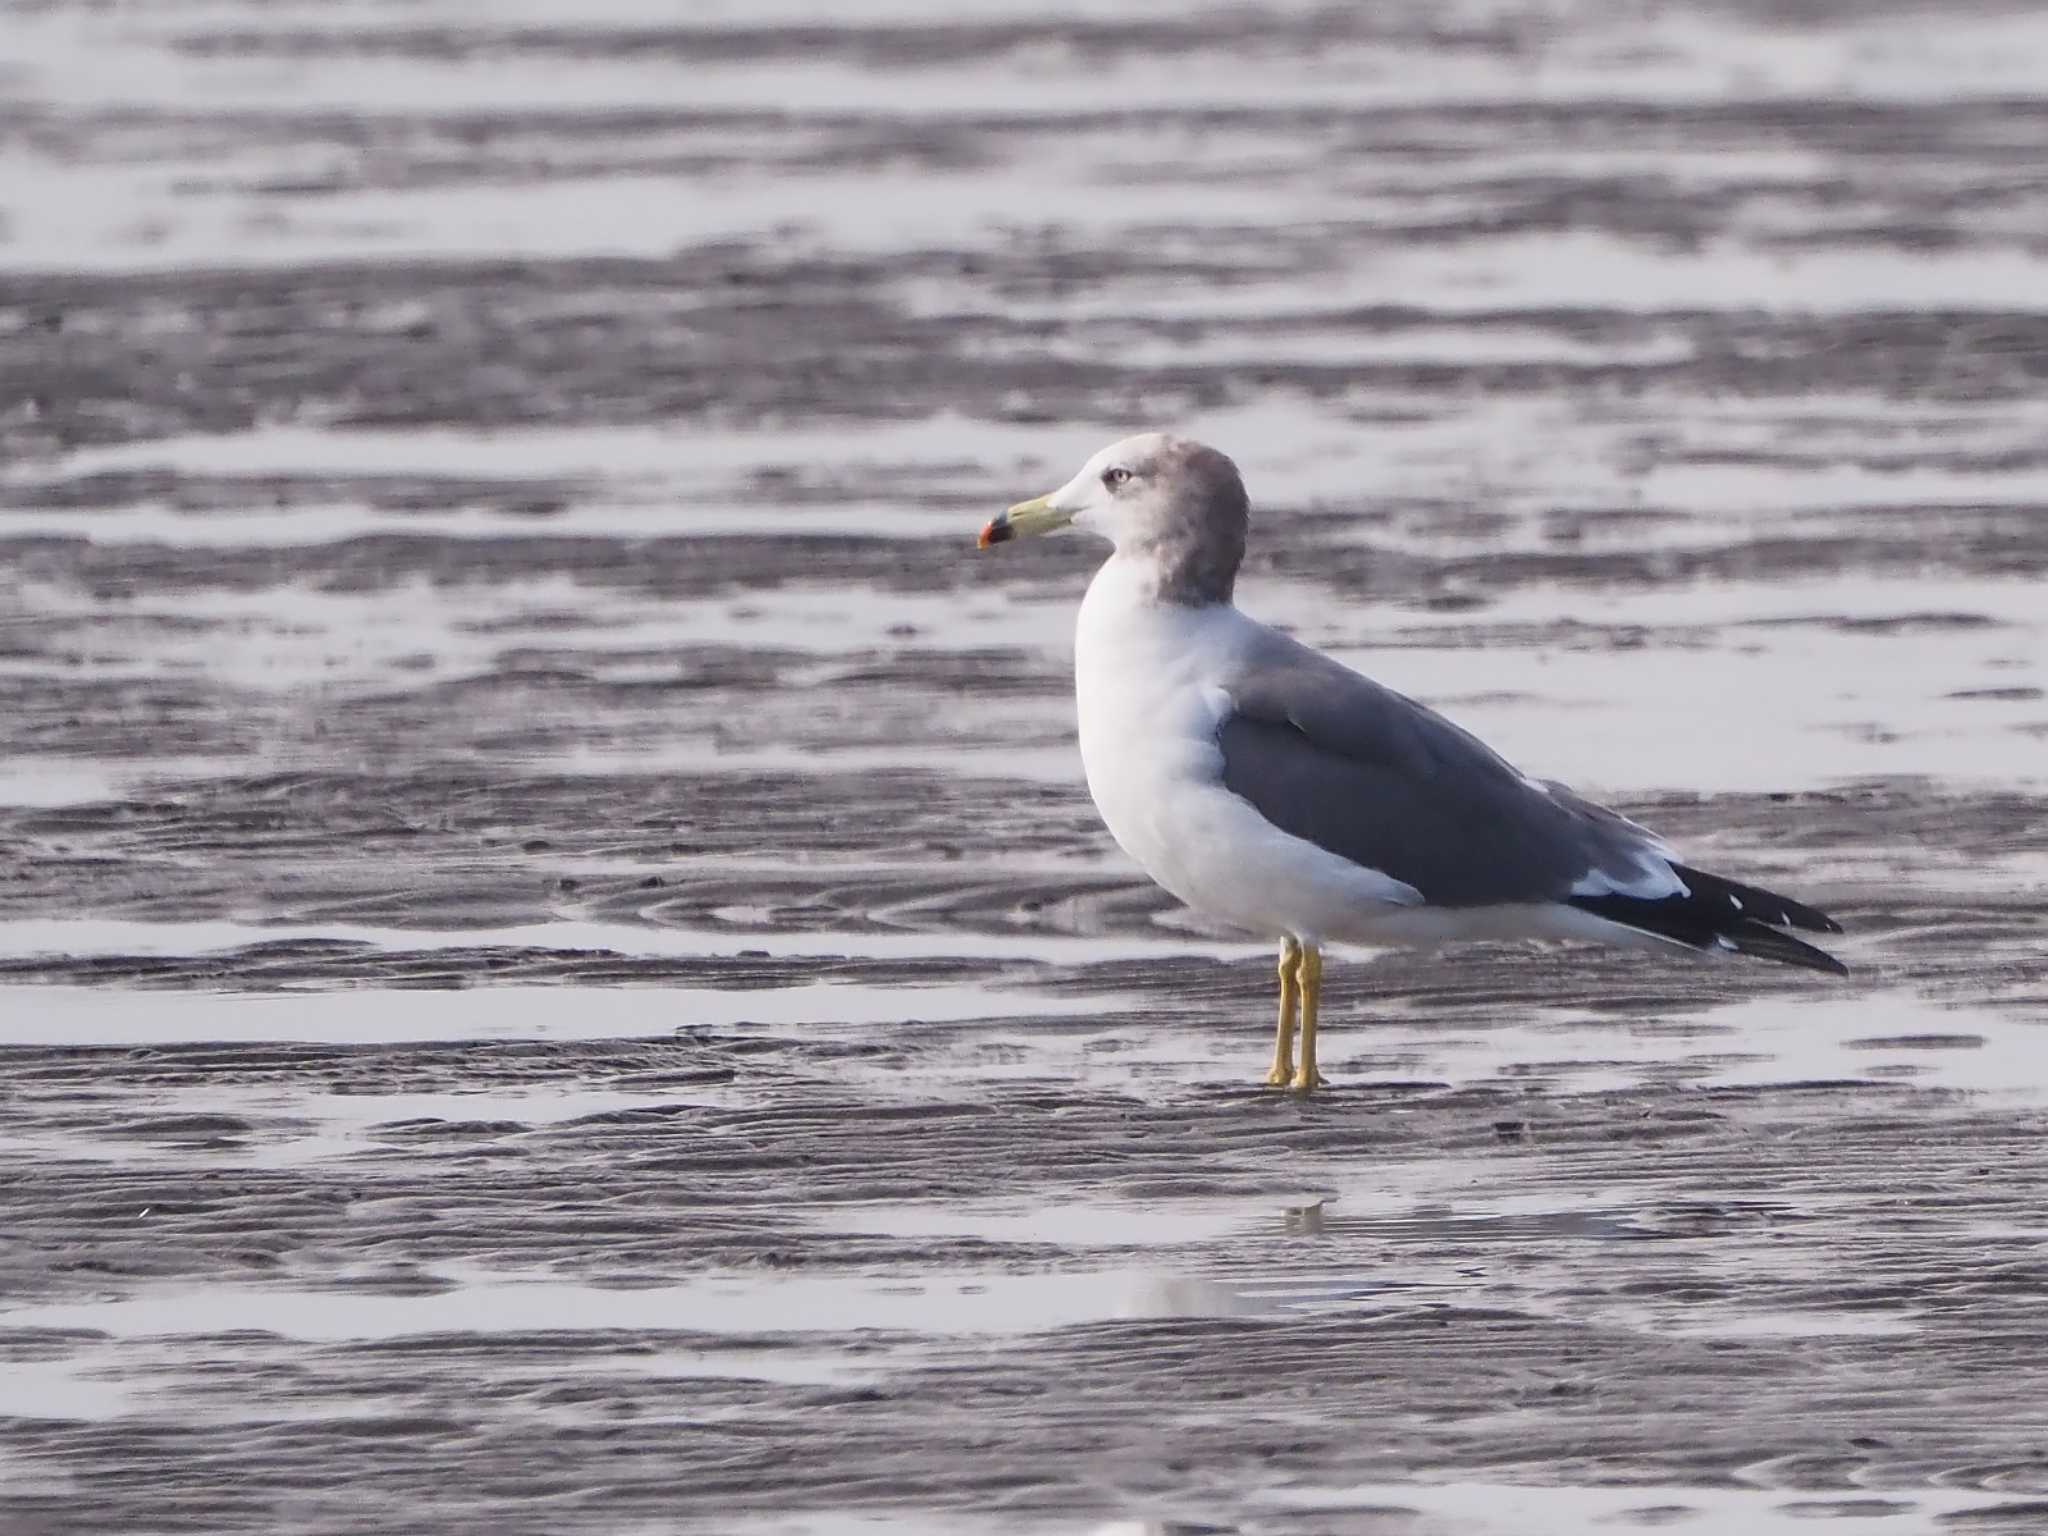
[978,493,1073,549]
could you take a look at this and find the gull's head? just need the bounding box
[978,432,1249,605]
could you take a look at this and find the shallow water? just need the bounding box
[4,2,2048,1533]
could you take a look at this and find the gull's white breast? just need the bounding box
[1072,556,1421,942]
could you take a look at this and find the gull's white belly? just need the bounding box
[1072,559,1420,942]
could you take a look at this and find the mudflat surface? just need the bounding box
[3,2,2047,1533]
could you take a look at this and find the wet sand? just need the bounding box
[3,2,2048,1533]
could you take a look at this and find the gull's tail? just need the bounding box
[1569,863,1848,977]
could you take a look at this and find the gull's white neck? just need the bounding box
[1073,551,1251,840]
[1074,554,1240,685]
[1076,549,1234,622]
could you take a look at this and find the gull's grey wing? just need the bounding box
[1215,627,1848,973]
[1213,628,1671,908]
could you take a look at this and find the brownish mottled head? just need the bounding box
[978,433,1250,606]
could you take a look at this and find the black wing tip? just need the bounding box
[1725,925,1850,977]
[1668,863,1843,936]
[1571,880,1850,978]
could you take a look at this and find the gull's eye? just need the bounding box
[1101,466,1133,489]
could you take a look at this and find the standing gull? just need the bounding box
[977,434,1845,1093]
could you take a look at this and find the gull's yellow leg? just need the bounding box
[1292,943,1327,1093]
[1263,937,1302,1086]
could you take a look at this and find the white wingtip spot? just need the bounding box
[1571,852,1687,902]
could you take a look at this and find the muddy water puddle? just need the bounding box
[5,0,2048,1532]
